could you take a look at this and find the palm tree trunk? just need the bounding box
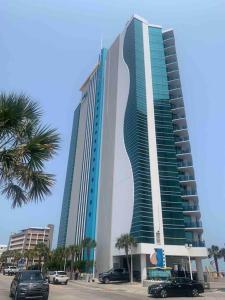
[70,254,74,279]
[214,256,219,275]
[125,247,131,281]
[86,248,91,274]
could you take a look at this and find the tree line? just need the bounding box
[0,238,96,276]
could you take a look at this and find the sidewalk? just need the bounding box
[69,280,147,295]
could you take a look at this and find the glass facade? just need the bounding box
[149,27,186,245]
[124,19,154,244]
[58,104,81,247]
[84,49,107,245]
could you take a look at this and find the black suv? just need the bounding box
[10,270,49,300]
[148,277,204,298]
[99,268,140,284]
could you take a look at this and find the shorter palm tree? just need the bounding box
[68,245,82,278]
[82,238,96,273]
[34,242,50,270]
[220,248,225,263]
[208,245,221,275]
[24,249,35,269]
[115,234,137,282]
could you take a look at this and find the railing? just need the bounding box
[179,175,195,181]
[171,104,184,110]
[191,241,205,247]
[178,161,193,168]
[181,190,197,196]
[176,149,191,155]
[184,221,202,228]
[172,114,186,120]
[183,204,199,211]
[175,136,189,142]
[173,125,187,131]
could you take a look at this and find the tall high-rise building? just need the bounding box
[58,15,207,281]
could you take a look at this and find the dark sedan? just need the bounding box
[10,270,49,300]
[148,277,204,298]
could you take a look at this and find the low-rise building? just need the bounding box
[8,224,54,253]
[0,244,7,257]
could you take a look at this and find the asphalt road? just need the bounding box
[0,274,225,300]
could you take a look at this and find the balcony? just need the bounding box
[180,175,195,181]
[175,136,189,143]
[171,104,184,110]
[181,189,197,196]
[172,114,186,120]
[173,125,188,132]
[191,241,206,247]
[176,149,191,156]
[184,221,202,228]
[178,161,192,168]
[183,204,199,211]
[164,46,176,57]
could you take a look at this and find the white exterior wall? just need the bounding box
[142,22,165,246]
[66,102,88,245]
[96,28,134,273]
[66,71,98,246]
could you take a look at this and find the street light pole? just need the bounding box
[185,243,193,280]
[130,246,133,283]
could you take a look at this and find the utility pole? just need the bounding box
[185,243,193,280]
[130,246,133,283]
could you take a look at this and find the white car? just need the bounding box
[47,271,69,285]
[3,266,19,276]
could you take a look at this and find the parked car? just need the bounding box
[47,271,69,285]
[3,266,19,276]
[148,277,204,298]
[10,270,49,300]
[99,268,140,284]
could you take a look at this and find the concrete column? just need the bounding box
[140,254,147,282]
[196,258,204,283]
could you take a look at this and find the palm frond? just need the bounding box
[2,183,27,208]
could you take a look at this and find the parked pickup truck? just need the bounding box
[3,266,19,276]
[99,268,140,284]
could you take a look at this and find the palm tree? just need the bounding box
[34,242,50,270]
[115,233,137,282]
[68,245,82,278]
[0,92,60,207]
[24,249,35,269]
[82,238,96,273]
[63,247,70,271]
[219,248,225,263]
[208,245,221,274]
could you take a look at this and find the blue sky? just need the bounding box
[0,0,225,263]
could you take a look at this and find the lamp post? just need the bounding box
[130,245,133,283]
[185,243,193,280]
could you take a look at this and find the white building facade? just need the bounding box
[58,15,207,281]
[0,245,7,257]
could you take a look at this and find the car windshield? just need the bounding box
[10,267,16,269]
[57,272,67,276]
[21,272,43,282]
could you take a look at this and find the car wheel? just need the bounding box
[103,277,110,284]
[42,295,49,300]
[191,288,199,297]
[53,278,56,284]
[65,280,68,285]
[160,289,168,298]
